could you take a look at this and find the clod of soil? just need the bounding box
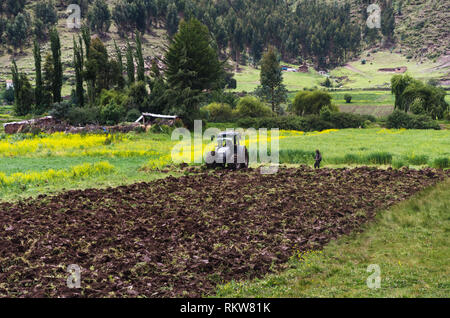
[0,166,448,297]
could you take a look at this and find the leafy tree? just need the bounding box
[255,47,287,113]
[88,0,111,35]
[292,90,335,116]
[381,0,395,44]
[6,12,30,52]
[234,96,273,118]
[34,1,58,29]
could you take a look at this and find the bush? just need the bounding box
[328,112,365,128]
[344,94,352,103]
[50,101,73,120]
[386,110,440,130]
[67,106,100,126]
[234,96,273,118]
[2,87,14,103]
[126,108,142,122]
[100,102,126,125]
[203,102,234,122]
[292,90,334,116]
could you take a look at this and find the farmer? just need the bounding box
[314,149,322,169]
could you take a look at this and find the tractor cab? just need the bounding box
[207,132,248,169]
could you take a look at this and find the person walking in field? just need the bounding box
[314,149,322,169]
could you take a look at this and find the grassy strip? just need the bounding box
[214,178,450,297]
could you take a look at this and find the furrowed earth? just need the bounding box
[0,167,448,298]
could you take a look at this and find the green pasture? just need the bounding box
[1,128,449,201]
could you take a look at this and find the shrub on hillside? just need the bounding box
[386,110,440,130]
[203,102,233,122]
[292,90,336,116]
[344,94,352,103]
[126,108,142,122]
[67,106,100,126]
[234,96,273,118]
[100,102,126,125]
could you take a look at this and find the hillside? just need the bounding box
[0,0,449,91]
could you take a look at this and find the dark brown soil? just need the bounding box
[0,166,447,298]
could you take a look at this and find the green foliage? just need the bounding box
[164,18,224,128]
[67,106,100,126]
[33,40,44,114]
[292,90,334,116]
[49,27,62,103]
[5,12,30,51]
[126,108,142,122]
[344,94,352,103]
[386,110,440,130]
[126,81,149,112]
[100,102,126,125]
[34,1,57,30]
[234,96,273,118]
[88,0,111,34]
[432,157,449,169]
[203,103,233,122]
[391,74,448,119]
[3,87,14,104]
[11,60,33,116]
[49,101,73,120]
[255,47,287,112]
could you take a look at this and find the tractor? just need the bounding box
[205,132,249,169]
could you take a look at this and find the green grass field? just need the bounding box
[1,128,449,201]
[214,178,450,297]
[232,51,449,93]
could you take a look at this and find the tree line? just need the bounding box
[1,0,397,68]
[11,18,229,128]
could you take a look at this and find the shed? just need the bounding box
[135,113,178,125]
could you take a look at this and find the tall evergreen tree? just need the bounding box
[33,40,44,114]
[49,28,62,103]
[126,41,135,86]
[73,36,84,107]
[11,60,33,116]
[164,18,223,126]
[114,39,125,89]
[256,47,287,113]
[135,31,146,83]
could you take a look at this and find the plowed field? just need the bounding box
[0,167,448,297]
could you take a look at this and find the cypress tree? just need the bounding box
[114,39,125,89]
[135,31,145,83]
[73,36,84,107]
[33,39,43,114]
[126,40,135,86]
[49,27,62,103]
